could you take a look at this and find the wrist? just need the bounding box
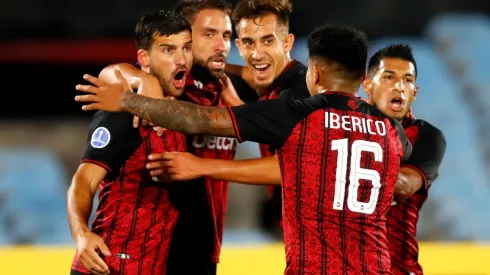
[200,158,215,177]
[72,226,90,240]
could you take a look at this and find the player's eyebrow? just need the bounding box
[260,34,275,41]
[384,70,414,78]
[157,43,176,49]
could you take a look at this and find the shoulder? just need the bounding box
[278,61,309,101]
[89,111,135,135]
[411,119,446,145]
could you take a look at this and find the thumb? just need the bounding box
[98,241,112,256]
[114,65,124,84]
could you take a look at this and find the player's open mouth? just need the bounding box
[252,64,271,79]
[209,57,225,70]
[172,70,187,88]
[390,97,404,111]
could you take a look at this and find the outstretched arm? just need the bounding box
[121,92,237,137]
[75,67,237,137]
[147,152,281,184]
[75,66,309,146]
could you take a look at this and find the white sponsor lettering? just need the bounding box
[192,135,237,151]
[325,112,386,136]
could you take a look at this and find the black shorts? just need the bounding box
[70,270,88,275]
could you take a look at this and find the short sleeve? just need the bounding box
[228,95,326,148]
[393,119,412,162]
[81,111,140,173]
[402,126,446,190]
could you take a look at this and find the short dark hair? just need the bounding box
[232,0,292,32]
[135,10,191,50]
[307,24,368,80]
[174,0,232,25]
[367,44,418,78]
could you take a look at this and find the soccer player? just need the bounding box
[67,11,192,275]
[364,44,446,275]
[147,0,309,232]
[75,24,412,275]
[96,1,254,274]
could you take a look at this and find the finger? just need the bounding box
[83,74,106,88]
[81,103,102,111]
[156,127,166,136]
[97,241,112,256]
[114,65,125,84]
[149,152,176,161]
[133,116,140,128]
[148,153,164,161]
[159,152,177,160]
[76,84,99,94]
[150,168,165,177]
[87,249,109,273]
[80,252,107,275]
[146,161,166,170]
[75,94,99,103]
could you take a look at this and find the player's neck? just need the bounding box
[191,64,217,84]
[317,80,360,96]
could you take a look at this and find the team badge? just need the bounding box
[90,127,111,148]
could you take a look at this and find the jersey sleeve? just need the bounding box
[81,111,139,173]
[393,119,412,162]
[401,127,446,190]
[228,96,323,148]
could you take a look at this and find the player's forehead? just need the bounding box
[192,9,232,33]
[237,13,281,40]
[152,31,192,47]
[377,58,415,76]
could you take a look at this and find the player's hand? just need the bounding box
[146,152,207,181]
[75,66,132,112]
[219,74,244,106]
[74,230,111,275]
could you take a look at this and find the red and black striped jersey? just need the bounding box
[387,117,446,275]
[71,111,187,275]
[229,92,411,275]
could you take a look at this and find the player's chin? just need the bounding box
[254,78,274,89]
[167,86,185,98]
[209,69,225,79]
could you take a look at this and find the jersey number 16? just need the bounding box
[331,138,382,214]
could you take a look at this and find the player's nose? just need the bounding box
[393,80,405,93]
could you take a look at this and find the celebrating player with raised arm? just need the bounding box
[75,24,412,275]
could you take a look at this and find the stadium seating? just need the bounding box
[0,149,72,245]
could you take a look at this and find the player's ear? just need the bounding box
[363,75,373,97]
[413,85,419,100]
[137,49,150,68]
[313,64,321,85]
[283,33,295,54]
[235,39,244,57]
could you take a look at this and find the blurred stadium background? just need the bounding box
[1,0,490,274]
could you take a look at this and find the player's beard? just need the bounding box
[194,55,225,79]
[148,66,175,97]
